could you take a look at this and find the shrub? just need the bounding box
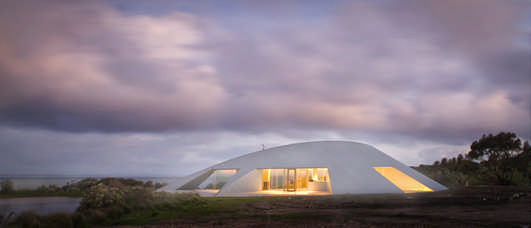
[152,192,200,209]
[13,210,41,228]
[510,170,530,186]
[36,184,49,192]
[71,212,90,228]
[154,182,167,189]
[69,178,99,191]
[78,183,125,211]
[41,212,73,228]
[122,186,154,211]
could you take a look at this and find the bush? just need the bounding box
[10,211,86,228]
[66,178,99,192]
[152,192,200,209]
[122,186,154,211]
[71,212,90,228]
[510,170,530,186]
[13,210,41,227]
[41,212,73,228]
[78,183,125,211]
[76,181,201,225]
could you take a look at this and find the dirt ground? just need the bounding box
[112,186,531,228]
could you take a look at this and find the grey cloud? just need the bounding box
[0,0,529,143]
[0,0,226,132]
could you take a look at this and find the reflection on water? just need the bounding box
[0,197,82,215]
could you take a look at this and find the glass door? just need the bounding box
[286,169,296,192]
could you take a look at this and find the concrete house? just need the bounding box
[159,141,446,196]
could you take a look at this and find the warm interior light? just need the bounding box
[261,168,330,193]
[373,167,433,193]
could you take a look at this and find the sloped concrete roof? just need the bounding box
[159,141,447,196]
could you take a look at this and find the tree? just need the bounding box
[466,132,523,185]
[515,141,531,179]
[441,158,448,166]
[0,179,15,194]
[523,141,530,154]
[457,154,463,162]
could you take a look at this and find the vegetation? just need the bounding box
[0,177,166,198]
[0,179,15,194]
[2,132,530,227]
[414,132,531,187]
[1,178,181,227]
[3,186,530,227]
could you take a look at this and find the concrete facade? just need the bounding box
[159,141,447,196]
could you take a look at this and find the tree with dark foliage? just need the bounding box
[466,132,523,185]
[416,132,530,187]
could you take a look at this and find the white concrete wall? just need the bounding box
[162,141,447,196]
[217,169,262,196]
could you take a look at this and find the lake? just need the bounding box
[0,197,82,216]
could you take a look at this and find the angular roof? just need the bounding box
[160,141,447,196]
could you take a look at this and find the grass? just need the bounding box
[3,186,530,227]
[108,196,279,225]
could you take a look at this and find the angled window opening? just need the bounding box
[373,167,433,193]
[199,169,238,190]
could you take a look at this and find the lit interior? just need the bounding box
[257,190,331,195]
[373,167,433,193]
[261,168,330,193]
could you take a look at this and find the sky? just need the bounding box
[0,0,530,177]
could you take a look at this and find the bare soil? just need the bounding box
[108,186,531,228]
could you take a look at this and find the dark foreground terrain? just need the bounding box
[102,186,530,228]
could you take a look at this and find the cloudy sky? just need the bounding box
[1,0,530,177]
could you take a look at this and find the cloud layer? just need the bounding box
[0,0,530,175]
[1,0,529,140]
[0,1,226,132]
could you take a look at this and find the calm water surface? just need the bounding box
[0,197,82,215]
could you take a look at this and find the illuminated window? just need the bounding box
[373,167,433,193]
[309,168,328,182]
[296,169,308,189]
[269,169,286,190]
[261,168,330,192]
[262,169,270,190]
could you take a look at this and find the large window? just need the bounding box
[309,168,328,182]
[262,168,329,192]
[263,169,286,190]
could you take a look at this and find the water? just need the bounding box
[0,176,179,217]
[0,176,178,190]
[0,197,82,216]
